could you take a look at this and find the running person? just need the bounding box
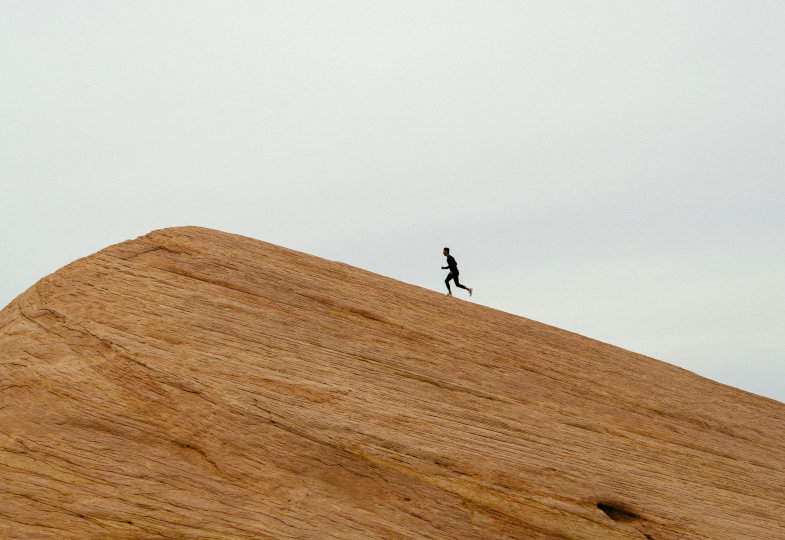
[442,247,473,297]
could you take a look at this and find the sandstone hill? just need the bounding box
[1,227,784,539]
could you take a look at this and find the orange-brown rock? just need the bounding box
[2,227,784,539]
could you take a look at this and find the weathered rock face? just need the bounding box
[1,227,784,539]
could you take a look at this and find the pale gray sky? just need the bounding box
[2,1,784,402]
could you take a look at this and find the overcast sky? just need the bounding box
[2,1,784,402]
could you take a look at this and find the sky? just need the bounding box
[2,1,784,402]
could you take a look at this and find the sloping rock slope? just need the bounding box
[1,227,784,539]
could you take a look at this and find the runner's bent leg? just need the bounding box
[453,272,469,290]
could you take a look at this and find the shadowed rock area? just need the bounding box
[2,226,784,539]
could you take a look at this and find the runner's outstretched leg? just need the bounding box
[453,274,469,290]
[453,274,472,296]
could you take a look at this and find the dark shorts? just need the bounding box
[446,271,467,289]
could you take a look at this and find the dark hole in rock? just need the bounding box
[597,502,640,523]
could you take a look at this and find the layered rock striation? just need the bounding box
[1,227,784,539]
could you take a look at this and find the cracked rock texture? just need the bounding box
[2,226,785,539]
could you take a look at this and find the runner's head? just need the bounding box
[443,247,450,256]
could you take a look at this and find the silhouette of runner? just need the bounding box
[442,247,473,297]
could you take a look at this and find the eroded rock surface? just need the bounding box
[1,227,784,539]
